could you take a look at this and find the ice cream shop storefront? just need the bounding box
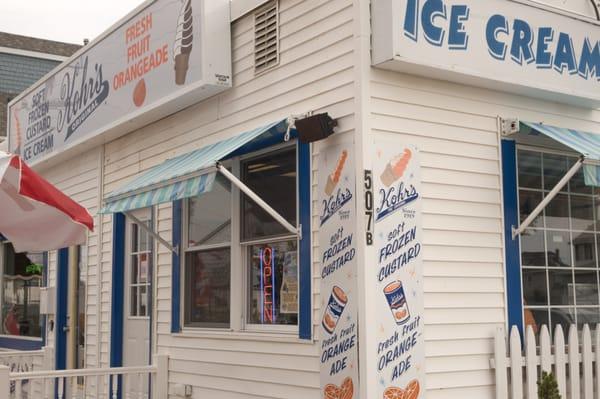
[6,0,600,398]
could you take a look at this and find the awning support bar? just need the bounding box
[125,211,179,255]
[216,163,301,238]
[512,157,584,239]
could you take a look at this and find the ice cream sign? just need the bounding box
[8,0,231,164]
[318,143,360,399]
[371,139,425,398]
[372,0,600,105]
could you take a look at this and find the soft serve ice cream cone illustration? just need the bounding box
[12,109,22,155]
[380,148,412,187]
[174,0,193,85]
[325,150,348,196]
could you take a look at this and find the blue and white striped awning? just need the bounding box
[520,121,600,186]
[101,119,291,214]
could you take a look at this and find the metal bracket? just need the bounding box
[125,211,179,255]
[500,118,520,136]
[285,112,312,141]
[512,157,584,239]
[216,163,300,237]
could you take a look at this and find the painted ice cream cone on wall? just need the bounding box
[380,148,411,187]
[325,150,348,195]
[12,109,22,155]
[174,0,193,85]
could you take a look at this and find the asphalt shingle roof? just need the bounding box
[0,32,81,57]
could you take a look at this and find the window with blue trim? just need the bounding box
[517,147,600,334]
[183,143,301,331]
[0,243,43,338]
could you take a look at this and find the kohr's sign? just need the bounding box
[8,0,231,164]
[372,0,600,105]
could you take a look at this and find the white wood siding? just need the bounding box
[30,0,600,396]
[369,66,600,398]
[35,148,101,375]
[94,0,356,397]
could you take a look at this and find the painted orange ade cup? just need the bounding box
[322,286,348,334]
[383,280,410,325]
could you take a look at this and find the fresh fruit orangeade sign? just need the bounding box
[8,0,231,164]
[372,141,424,398]
[319,143,359,399]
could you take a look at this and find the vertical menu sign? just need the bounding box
[319,143,359,399]
[373,141,425,399]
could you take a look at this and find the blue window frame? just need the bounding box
[502,139,524,333]
[503,139,600,335]
[171,141,312,338]
[0,240,45,350]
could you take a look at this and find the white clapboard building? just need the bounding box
[2,0,600,398]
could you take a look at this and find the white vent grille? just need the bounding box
[254,0,279,74]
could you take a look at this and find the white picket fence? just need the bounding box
[0,354,168,399]
[0,349,47,373]
[492,324,600,399]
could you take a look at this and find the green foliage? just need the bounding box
[25,263,43,275]
[537,371,561,399]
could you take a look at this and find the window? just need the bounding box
[242,149,298,326]
[0,243,42,338]
[183,145,299,330]
[518,148,600,334]
[184,173,232,328]
[130,221,151,318]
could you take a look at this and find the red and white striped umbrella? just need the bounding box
[0,151,93,252]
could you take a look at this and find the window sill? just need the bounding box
[0,335,42,342]
[173,329,315,344]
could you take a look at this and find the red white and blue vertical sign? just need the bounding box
[319,143,359,399]
[372,140,424,399]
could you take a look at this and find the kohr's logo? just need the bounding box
[376,181,418,222]
[320,187,353,226]
[376,149,417,221]
[57,55,110,141]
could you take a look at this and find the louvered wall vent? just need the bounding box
[254,0,279,74]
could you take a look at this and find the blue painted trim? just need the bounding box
[227,128,298,159]
[171,200,182,333]
[0,336,42,350]
[41,252,48,347]
[298,142,312,340]
[110,214,125,399]
[110,214,125,368]
[55,249,69,371]
[501,140,524,334]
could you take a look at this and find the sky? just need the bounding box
[0,0,147,44]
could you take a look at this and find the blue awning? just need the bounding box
[520,121,600,186]
[101,119,291,213]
